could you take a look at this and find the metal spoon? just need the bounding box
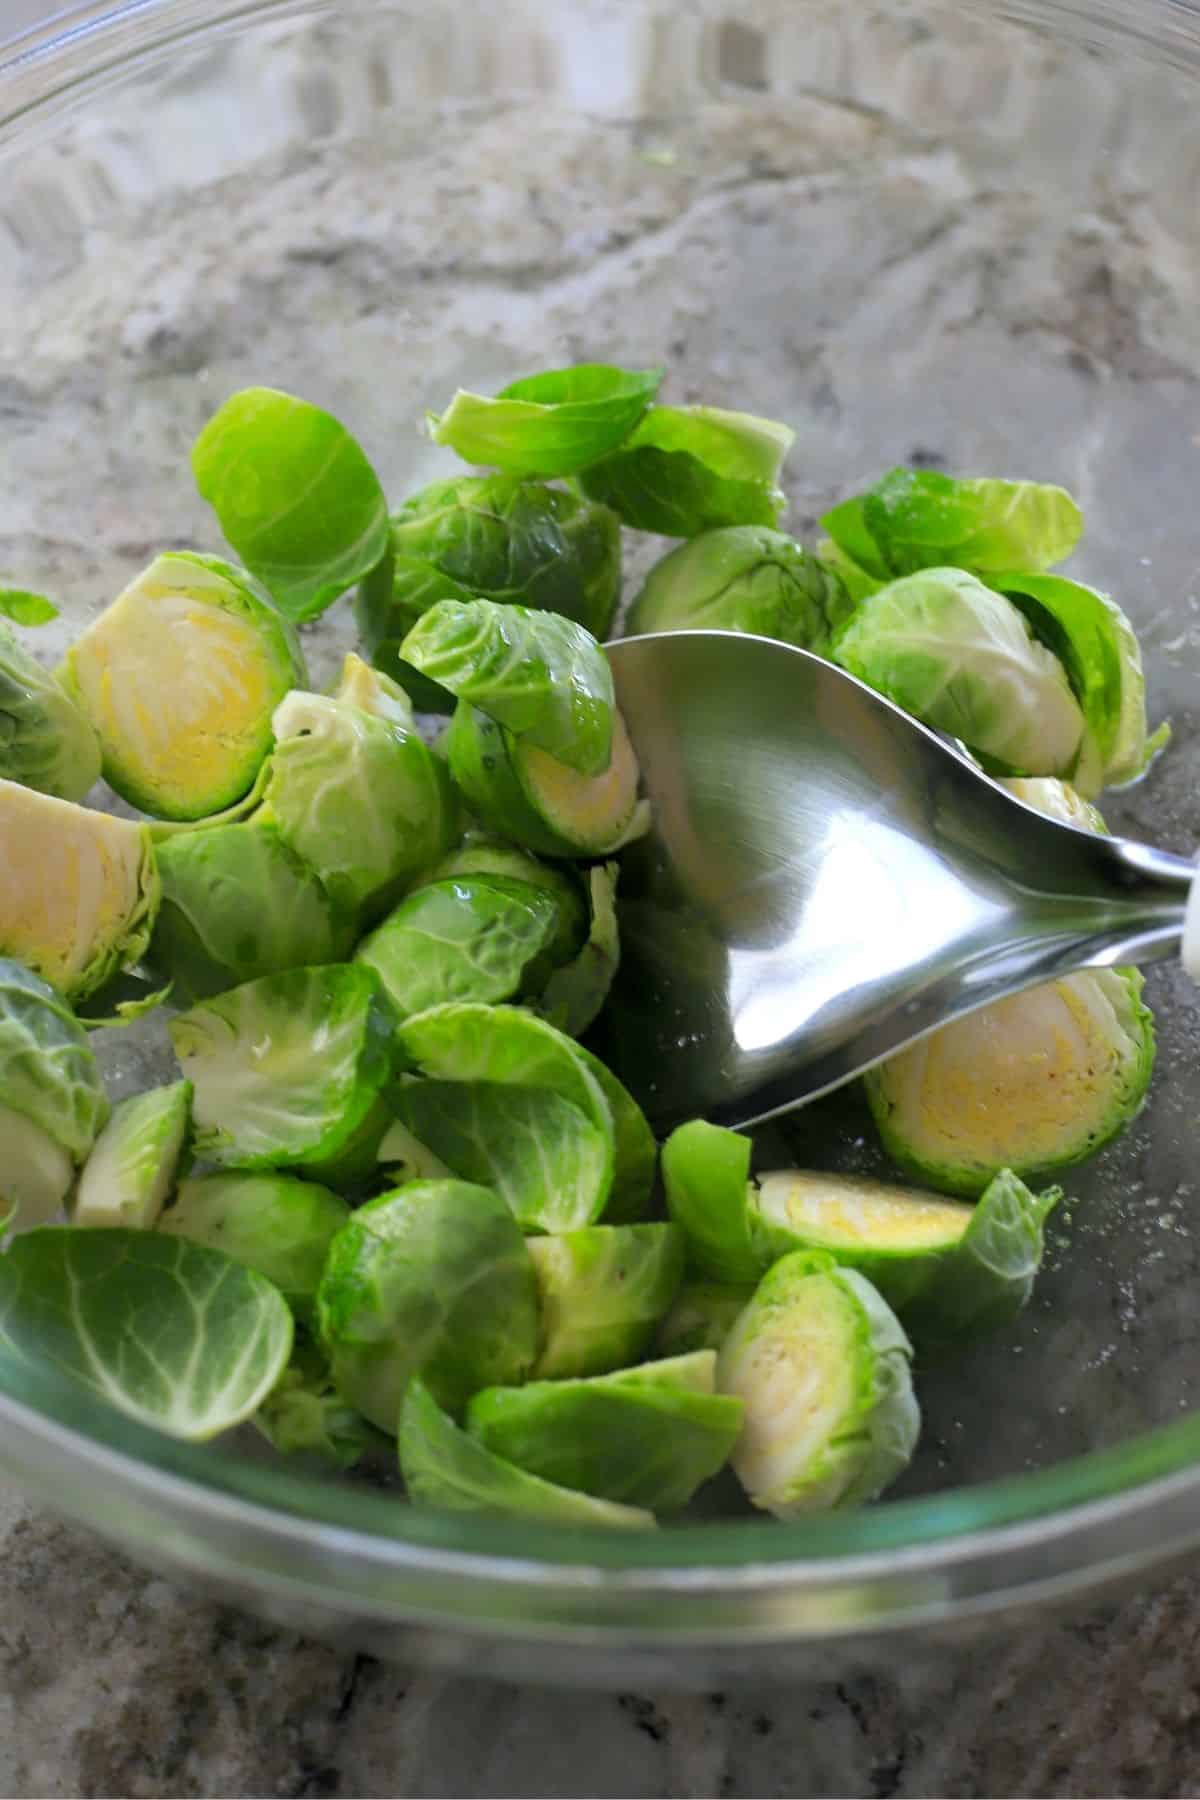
[598,630,1196,1132]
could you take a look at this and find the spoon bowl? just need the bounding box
[601,631,1193,1131]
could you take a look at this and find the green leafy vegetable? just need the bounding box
[316,1179,538,1430]
[528,1223,684,1378]
[169,965,398,1181]
[401,600,614,775]
[580,405,794,536]
[72,1082,192,1232]
[0,589,58,626]
[60,552,304,820]
[399,1379,655,1527]
[0,1229,293,1440]
[627,526,853,649]
[0,626,100,801]
[430,364,661,477]
[192,387,390,622]
[821,468,1083,580]
[717,1252,919,1516]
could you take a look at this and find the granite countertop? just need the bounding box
[1,1481,1198,1799]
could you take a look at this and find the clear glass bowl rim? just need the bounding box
[4,0,1200,1647]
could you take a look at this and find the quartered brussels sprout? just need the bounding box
[356,476,623,704]
[467,1350,744,1512]
[820,468,1083,581]
[401,600,614,775]
[60,552,304,819]
[150,824,355,1004]
[865,967,1154,1197]
[528,1223,684,1379]
[717,1252,920,1517]
[355,877,563,1021]
[255,1341,379,1469]
[831,569,1088,781]
[0,782,159,1001]
[169,965,398,1183]
[429,364,661,478]
[0,625,100,802]
[256,688,458,925]
[0,1228,293,1441]
[192,387,390,624]
[159,1172,350,1328]
[753,1166,1061,1332]
[580,405,795,537]
[661,1118,762,1281]
[627,526,853,650]
[399,1379,655,1528]
[316,1179,538,1431]
[447,701,644,859]
[416,831,586,965]
[536,863,621,1041]
[657,1281,756,1357]
[72,1082,192,1232]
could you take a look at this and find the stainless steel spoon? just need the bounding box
[598,629,1196,1132]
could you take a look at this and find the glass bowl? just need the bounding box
[3,0,1200,1690]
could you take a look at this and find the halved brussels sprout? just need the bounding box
[429,364,661,477]
[255,1342,378,1469]
[865,967,1154,1197]
[356,476,624,705]
[447,702,642,859]
[150,824,354,1004]
[537,863,620,1041]
[316,1179,538,1430]
[72,1082,192,1232]
[416,831,586,965]
[466,1350,744,1511]
[60,552,304,819]
[717,1252,919,1517]
[528,1223,684,1378]
[0,625,100,802]
[831,569,1088,781]
[628,526,853,649]
[657,1281,756,1357]
[256,689,458,924]
[661,1119,762,1282]
[355,877,562,1021]
[400,601,614,776]
[0,782,159,1001]
[580,406,794,537]
[399,1379,655,1528]
[169,965,398,1181]
[159,1172,350,1328]
[820,468,1083,581]
[396,1001,611,1136]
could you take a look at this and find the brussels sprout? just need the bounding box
[1002,776,1106,833]
[256,689,458,924]
[717,1252,919,1517]
[657,1281,756,1357]
[580,406,795,537]
[192,387,390,623]
[356,477,623,704]
[993,571,1165,787]
[820,468,1083,580]
[865,967,1154,1197]
[169,965,398,1181]
[528,1223,684,1379]
[150,825,354,1003]
[0,783,159,1001]
[0,1228,293,1440]
[831,569,1088,779]
[627,527,853,651]
[72,1082,192,1232]
[60,552,304,819]
[400,600,614,775]
[429,364,661,477]
[416,831,587,965]
[0,1102,74,1231]
[661,1119,762,1282]
[355,877,563,1020]
[815,537,884,606]
[467,1351,744,1511]
[0,625,100,802]
[537,863,620,1040]
[399,1379,655,1528]
[316,1179,538,1430]
[447,702,643,859]
[332,652,416,729]
[255,1341,379,1469]
[159,1172,350,1328]
[0,959,108,1164]
[574,1045,657,1225]
[376,1118,453,1183]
